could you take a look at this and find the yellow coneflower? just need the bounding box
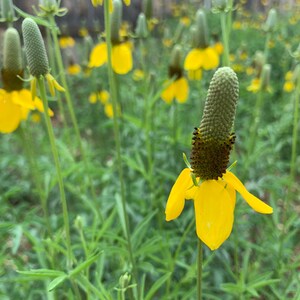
[184,10,220,72]
[59,36,75,48]
[161,45,189,104]
[89,0,132,74]
[165,68,273,250]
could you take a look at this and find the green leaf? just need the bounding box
[144,272,171,300]
[48,275,68,291]
[69,252,102,278]
[17,269,66,279]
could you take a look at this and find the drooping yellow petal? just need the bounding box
[184,48,204,71]
[0,90,22,134]
[174,77,189,103]
[123,0,130,6]
[89,43,108,68]
[188,69,203,81]
[202,47,219,70]
[165,168,192,221]
[161,81,175,104]
[34,98,54,117]
[223,171,273,214]
[112,43,132,74]
[12,90,35,110]
[194,180,235,250]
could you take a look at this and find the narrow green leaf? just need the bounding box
[145,272,171,300]
[48,275,68,291]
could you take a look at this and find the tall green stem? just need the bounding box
[48,16,101,221]
[221,12,230,67]
[37,76,72,268]
[197,239,203,300]
[103,0,138,295]
[290,82,299,182]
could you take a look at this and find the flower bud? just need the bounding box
[191,67,239,180]
[22,18,50,77]
[110,0,122,44]
[135,13,148,38]
[263,8,277,32]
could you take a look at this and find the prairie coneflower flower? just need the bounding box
[0,27,53,134]
[59,36,75,48]
[165,67,273,250]
[283,69,298,93]
[247,64,272,93]
[161,45,189,104]
[22,18,65,99]
[184,10,220,72]
[89,0,132,74]
[91,0,130,12]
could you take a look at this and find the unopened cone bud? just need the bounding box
[195,10,209,49]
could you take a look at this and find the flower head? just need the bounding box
[165,67,273,250]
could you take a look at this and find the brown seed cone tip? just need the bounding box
[1,69,24,92]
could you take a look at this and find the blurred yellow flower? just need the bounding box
[180,16,191,26]
[214,42,224,55]
[161,77,189,104]
[104,103,114,118]
[89,90,110,104]
[165,168,273,250]
[187,69,202,81]
[184,47,219,71]
[59,36,75,48]
[89,41,132,74]
[283,71,295,92]
[67,63,81,75]
[247,78,261,93]
[0,89,53,134]
[163,38,173,48]
[91,0,130,11]
[132,69,145,81]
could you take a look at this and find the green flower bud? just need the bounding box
[135,13,148,39]
[191,67,239,180]
[195,10,209,49]
[110,0,122,44]
[22,18,50,77]
[1,27,23,91]
[0,0,15,22]
[263,8,277,32]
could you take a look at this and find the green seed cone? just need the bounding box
[142,0,152,19]
[200,67,239,141]
[22,18,49,77]
[168,45,183,79]
[1,27,23,91]
[3,28,23,72]
[195,10,209,49]
[110,0,122,44]
[191,67,239,180]
[135,13,148,39]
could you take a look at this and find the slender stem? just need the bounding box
[37,76,72,268]
[290,83,299,182]
[48,16,101,222]
[197,239,203,300]
[19,124,52,237]
[103,0,138,295]
[221,12,230,67]
[247,90,264,160]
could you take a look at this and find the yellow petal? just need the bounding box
[34,98,54,117]
[0,90,22,134]
[12,90,35,110]
[202,47,219,70]
[31,77,37,100]
[46,74,55,96]
[194,180,235,250]
[52,78,65,92]
[223,171,273,214]
[104,103,114,118]
[112,43,133,74]
[161,81,175,104]
[184,49,204,71]
[89,43,108,68]
[123,0,130,5]
[89,93,97,104]
[188,69,203,81]
[99,90,110,104]
[174,77,189,103]
[165,168,192,221]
